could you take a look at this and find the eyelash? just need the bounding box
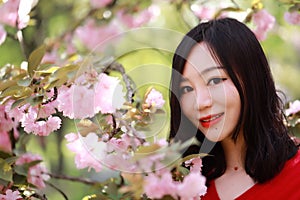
[180,86,193,94]
[207,77,227,86]
[180,78,227,94]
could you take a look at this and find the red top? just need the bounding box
[201,150,300,200]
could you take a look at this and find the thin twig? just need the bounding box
[107,62,135,103]
[16,30,28,59]
[113,112,146,146]
[45,172,100,185]
[45,181,68,200]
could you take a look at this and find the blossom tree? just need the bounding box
[0,0,299,199]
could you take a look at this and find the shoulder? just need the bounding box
[272,150,300,182]
[284,149,300,171]
[236,150,300,200]
[256,150,300,198]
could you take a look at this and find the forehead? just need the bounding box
[184,43,219,74]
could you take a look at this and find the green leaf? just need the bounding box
[134,143,161,160]
[0,150,12,159]
[0,85,24,98]
[288,3,300,12]
[28,44,46,77]
[11,98,28,109]
[0,158,13,182]
[13,87,33,99]
[0,178,10,186]
[0,79,18,92]
[12,173,27,185]
[14,160,43,176]
[17,77,32,87]
[53,64,79,78]
[26,95,44,106]
[178,137,200,151]
[180,153,210,163]
[5,156,18,165]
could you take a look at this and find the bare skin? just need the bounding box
[180,43,256,199]
[214,134,256,200]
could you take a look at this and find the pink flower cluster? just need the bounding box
[145,88,165,109]
[284,11,300,25]
[191,5,216,21]
[0,189,22,200]
[252,9,275,41]
[286,100,300,116]
[15,153,50,189]
[0,0,38,45]
[0,90,62,147]
[90,0,113,9]
[57,72,126,119]
[144,158,207,200]
[75,5,158,52]
[65,132,105,172]
[116,5,158,29]
[21,107,61,136]
[75,19,121,52]
[0,103,22,152]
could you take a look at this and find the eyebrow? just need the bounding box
[200,66,225,75]
[180,66,225,82]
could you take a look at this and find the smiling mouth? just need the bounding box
[199,113,224,128]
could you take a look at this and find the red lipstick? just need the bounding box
[199,113,224,128]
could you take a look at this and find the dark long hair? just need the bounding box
[169,18,297,183]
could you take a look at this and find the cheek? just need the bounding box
[224,85,241,123]
[180,94,196,117]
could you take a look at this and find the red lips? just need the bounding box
[199,113,224,128]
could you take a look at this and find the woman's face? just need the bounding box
[179,43,241,142]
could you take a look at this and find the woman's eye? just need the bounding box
[180,86,193,94]
[207,78,227,86]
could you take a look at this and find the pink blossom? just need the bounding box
[286,100,300,116]
[38,102,58,119]
[4,100,27,122]
[0,0,19,27]
[103,153,137,171]
[185,157,203,173]
[17,0,38,29]
[0,25,7,45]
[57,84,96,119]
[145,88,165,109]
[16,153,50,189]
[21,107,61,136]
[94,73,126,114]
[107,134,141,153]
[72,84,96,118]
[191,5,215,21]
[176,172,207,200]
[0,189,22,200]
[0,131,12,153]
[252,9,275,41]
[0,0,38,29]
[144,172,177,199]
[65,133,104,172]
[90,0,113,9]
[75,19,120,52]
[41,50,60,64]
[117,6,156,28]
[57,85,73,118]
[284,11,300,25]
[2,101,23,138]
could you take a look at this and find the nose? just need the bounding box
[194,87,212,110]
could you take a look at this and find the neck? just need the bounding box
[221,133,246,172]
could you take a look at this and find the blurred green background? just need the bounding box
[1,0,300,199]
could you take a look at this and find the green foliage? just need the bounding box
[28,44,46,77]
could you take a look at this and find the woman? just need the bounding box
[169,18,300,199]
